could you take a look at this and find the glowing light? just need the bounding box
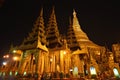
[15,72,18,76]
[13,50,17,53]
[3,54,9,58]
[64,51,66,55]
[3,56,5,58]
[23,72,27,76]
[90,66,97,75]
[69,69,73,72]
[6,55,9,58]
[97,52,100,55]
[13,56,18,61]
[50,58,53,62]
[113,68,120,77]
[3,62,7,65]
[9,71,12,76]
[13,50,22,54]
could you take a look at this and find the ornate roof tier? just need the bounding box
[46,7,63,48]
[18,8,48,52]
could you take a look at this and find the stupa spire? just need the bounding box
[72,9,89,42]
[73,9,77,17]
[40,7,43,17]
[67,9,99,51]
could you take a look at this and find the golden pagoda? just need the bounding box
[0,7,120,80]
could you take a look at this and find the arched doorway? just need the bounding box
[113,67,120,78]
[73,67,78,77]
[90,66,97,78]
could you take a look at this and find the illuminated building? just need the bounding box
[112,43,120,64]
[0,7,120,79]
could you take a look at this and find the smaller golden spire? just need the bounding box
[73,9,76,17]
[40,7,43,17]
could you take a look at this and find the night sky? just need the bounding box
[0,0,120,54]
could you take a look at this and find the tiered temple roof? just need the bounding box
[45,7,63,49]
[18,8,48,51]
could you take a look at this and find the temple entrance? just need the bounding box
[90,66,97,78]
[73,67,78,77]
